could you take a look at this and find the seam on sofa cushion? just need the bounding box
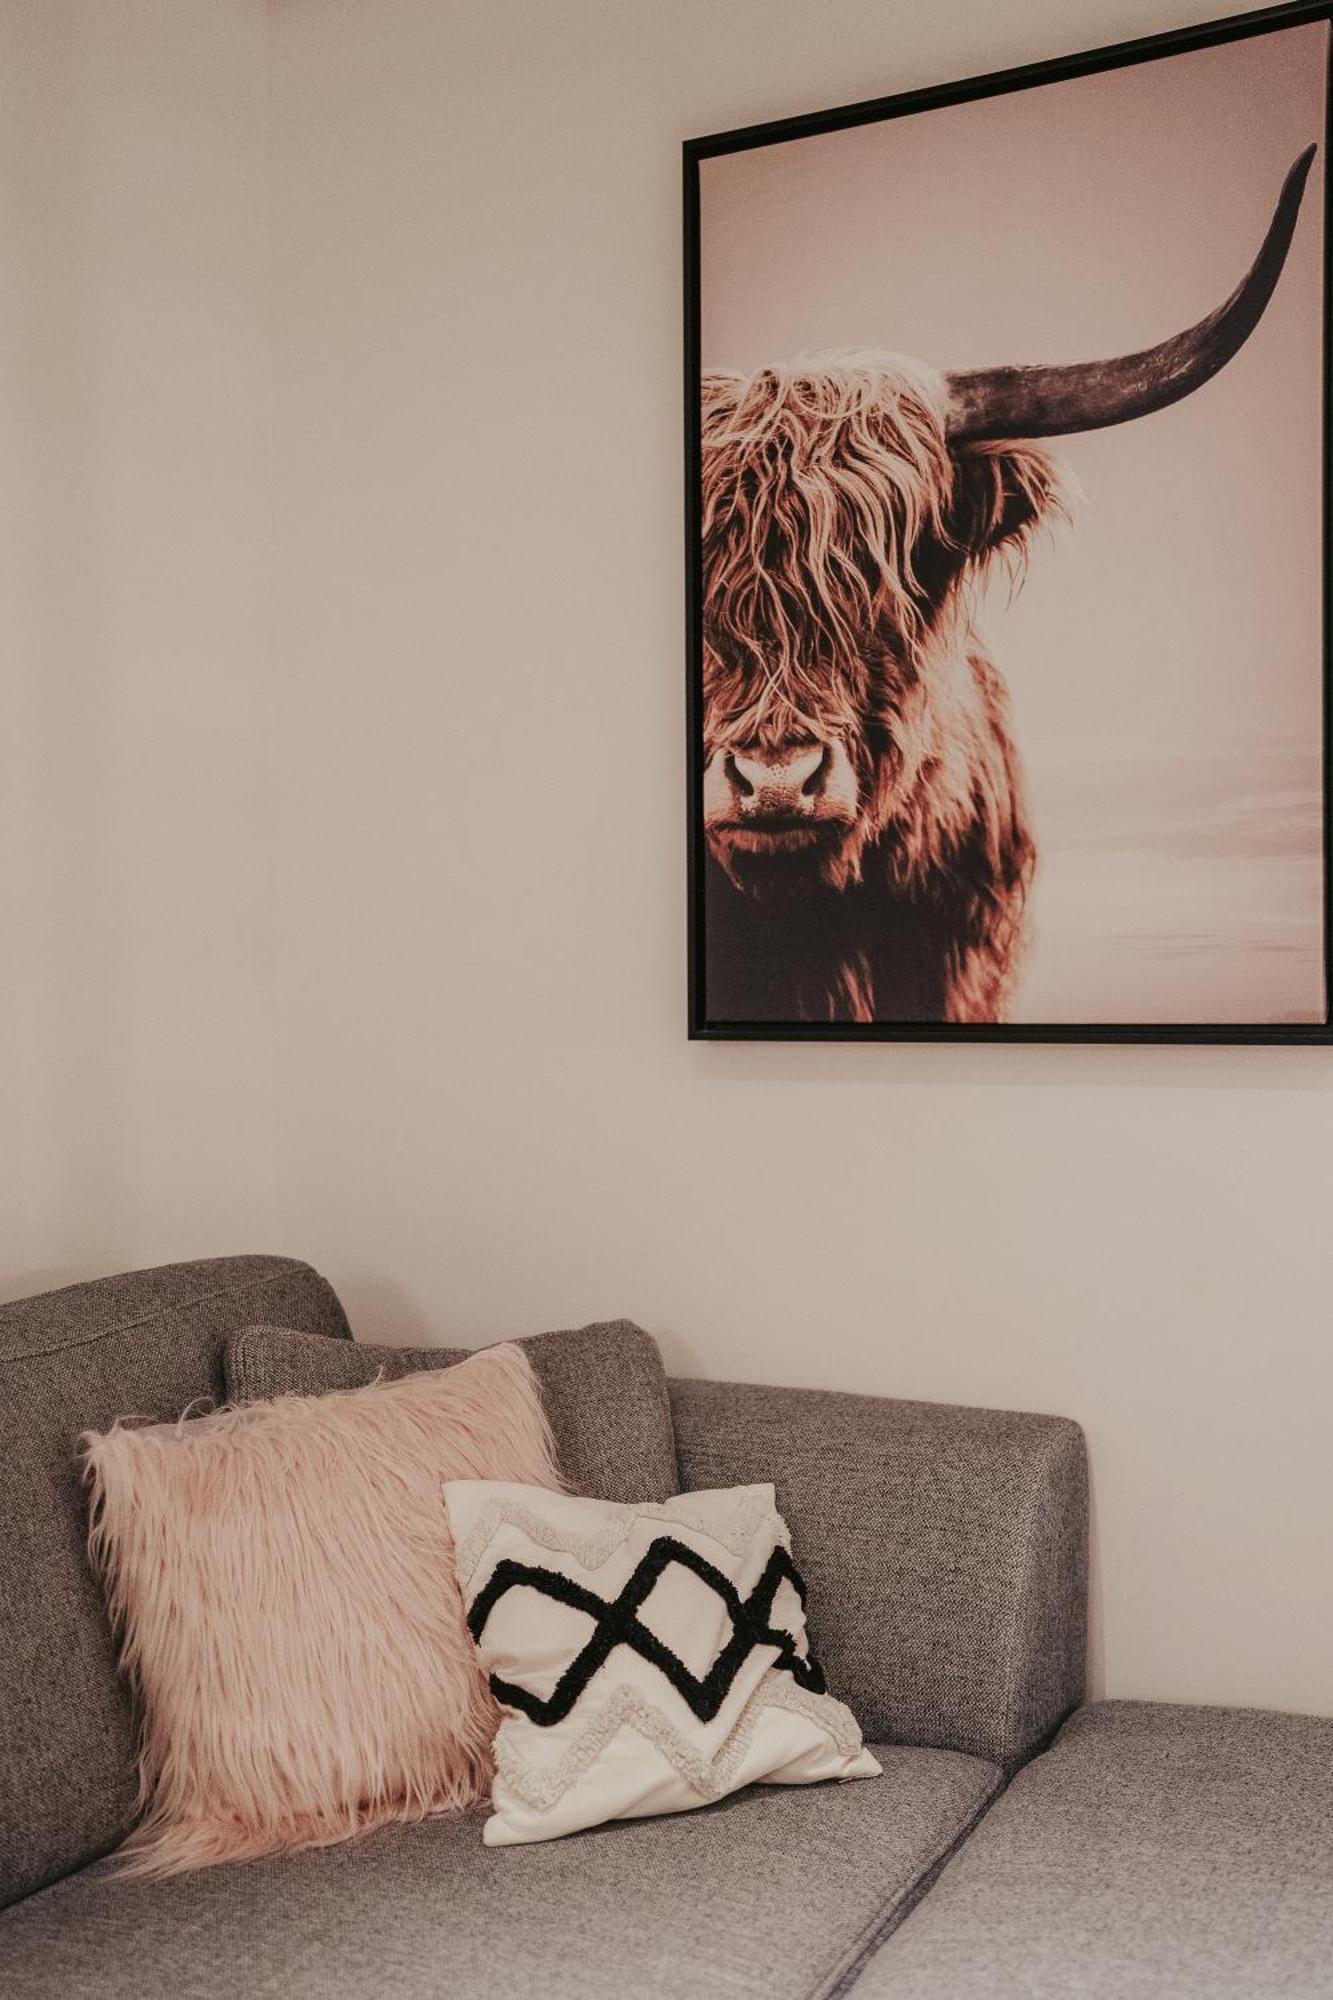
[997,1425,1061,1767]
[811,1762,1006,2000]
[228,1327,257,1401]
[997,1423,1080,1769]
[0,1265,319,1366]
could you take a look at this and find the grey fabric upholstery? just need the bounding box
[671,1379,1087,1770]
[0,1745,1001,2000]
[227,1319,678,1505]
[852,1700,1333,1998]
[0,1257,351,1910]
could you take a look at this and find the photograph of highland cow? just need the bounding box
[686,8,1332,1040]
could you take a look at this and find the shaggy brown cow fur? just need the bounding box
[701,354,1064,1023]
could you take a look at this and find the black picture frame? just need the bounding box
[684,0,1333,1044]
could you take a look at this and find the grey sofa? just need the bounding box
[1,1256,1329,1999]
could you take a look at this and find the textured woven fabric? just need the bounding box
[0,1257,352,1910]
[448,1480,880,1845]
[852,1700,1333,1998]
[228,1319,678,1505]
[0,1743,1000,1999]
[671,1379,1087,1769]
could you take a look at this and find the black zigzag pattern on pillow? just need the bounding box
[467,1534,827,1727]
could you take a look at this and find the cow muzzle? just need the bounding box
[704,735,859,882]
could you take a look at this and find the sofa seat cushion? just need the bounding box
[851,1700,1333,1998]
[0,1745,999,2000]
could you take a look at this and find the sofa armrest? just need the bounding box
[669,1379,1087,1772]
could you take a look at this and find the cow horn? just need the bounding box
[944,144,1317,442]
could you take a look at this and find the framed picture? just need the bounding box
[684,2,1332,1042]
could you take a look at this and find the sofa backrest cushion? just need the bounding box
[670,1379,1087,1773]
[226,1320,678,1507]
[0,1255,351,1909]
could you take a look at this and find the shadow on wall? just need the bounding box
[684,1041,1333,1095]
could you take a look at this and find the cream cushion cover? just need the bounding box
[445,1479,881,1846]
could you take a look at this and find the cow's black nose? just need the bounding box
[726,743,829,811]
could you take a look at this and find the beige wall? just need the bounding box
[4,0,1331,1719]
[267,0,1333,1719]
[1,0,276,1300]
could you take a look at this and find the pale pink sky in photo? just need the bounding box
[700,21,1328,1024]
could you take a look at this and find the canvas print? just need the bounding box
[686,10,1331,1039]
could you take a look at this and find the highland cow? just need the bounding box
[700,145,1315,1024]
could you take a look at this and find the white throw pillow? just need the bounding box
[444,1479,881,1846]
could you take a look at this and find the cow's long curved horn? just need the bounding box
[944,144,1317,442]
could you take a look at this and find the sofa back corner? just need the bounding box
[0,1253,352,1909]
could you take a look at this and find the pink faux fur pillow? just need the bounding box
[81,1342,560,1876]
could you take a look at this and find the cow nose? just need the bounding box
[727,743,829,809]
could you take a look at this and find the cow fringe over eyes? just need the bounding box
[701,354,952,741]
[700,354,1066,749]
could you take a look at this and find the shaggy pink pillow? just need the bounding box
[81,1342,560,1876]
